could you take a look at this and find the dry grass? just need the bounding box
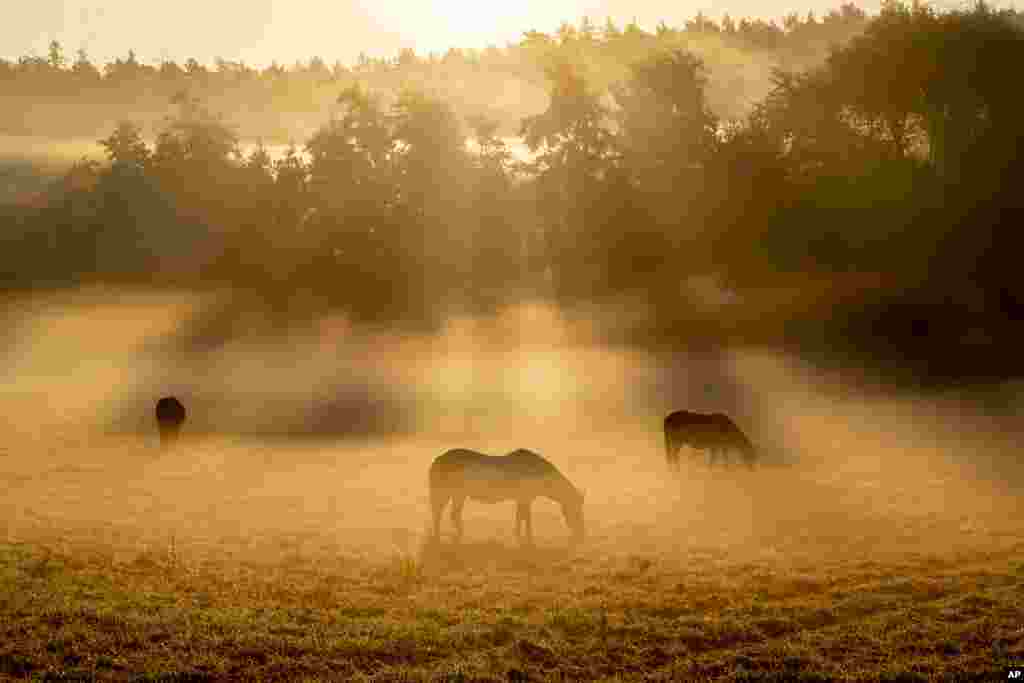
[1,292,1022,681]
[1,435,1021,682]
[1,529,1022,681]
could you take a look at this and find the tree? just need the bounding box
[606,49,721,295]
[603,17,621,41]
[300,84,451,325]
[755,68,864,178]
[613,49,719,180]
[271,145,308,221]
[397,48,418,68]
[520,59,618,300]
[465,114,522,310]
[698,113,792,289]
[147,93,243,283]
[184,58,207,79]
[391,88,471,314]
[686,12,719,34]
[467,114,511,175]
[47,40,65,70]
[309,85,396,249]
[159,59,184,82]
[155,92,239,170]
[579,17,598,42]
[392,89,467,210]
[308,55,331,80]
[824,1,934,160]
[103,50,145,83]
[98,121,150,171]
[72,48,101,83]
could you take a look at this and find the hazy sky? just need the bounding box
[0,0,987,68]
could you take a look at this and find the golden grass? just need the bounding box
[1,292,1022,680]
[1,514,1022,681]
[1,430,1022,681]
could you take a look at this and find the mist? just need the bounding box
[3,291,1020,562]
[2,4,1023,678]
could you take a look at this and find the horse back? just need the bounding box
[665,410,709,430]
[709,413,749,439]
[429,448,564,499]
[429,449,484,485]
[666,410,751,447]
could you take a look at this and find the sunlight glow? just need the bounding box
[502,351,575,415]
[434,355,477,401]
[361,0,582,54]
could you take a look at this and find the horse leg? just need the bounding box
[515,501,531,545]
[675,441,690,470]
[523,501,534,547]
[430,491,448,543]
[451,496,465,543]
[667,446,679,472]
[744,450,757,470]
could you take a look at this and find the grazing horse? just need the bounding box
[428,448,585,546]
[155,396,186,448]
[664,410,757,470]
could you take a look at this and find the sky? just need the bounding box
[0,0,995,69]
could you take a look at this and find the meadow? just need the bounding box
[1,291,1022,681]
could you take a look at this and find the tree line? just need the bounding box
[0,8,872,139]
[3,1,1023,384]
[1,7,870,88]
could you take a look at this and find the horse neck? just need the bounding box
[545,475,579,507]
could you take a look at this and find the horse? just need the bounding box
[428,448,584,546]
[155,396,186,448]
[664,410,757,470]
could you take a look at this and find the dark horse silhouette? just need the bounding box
[155,396,186,448]
[664,410,757,470]
[428,448,584,546]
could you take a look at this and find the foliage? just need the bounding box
[2,2,1023,380]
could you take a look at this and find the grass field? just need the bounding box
[1,292,1022,681]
